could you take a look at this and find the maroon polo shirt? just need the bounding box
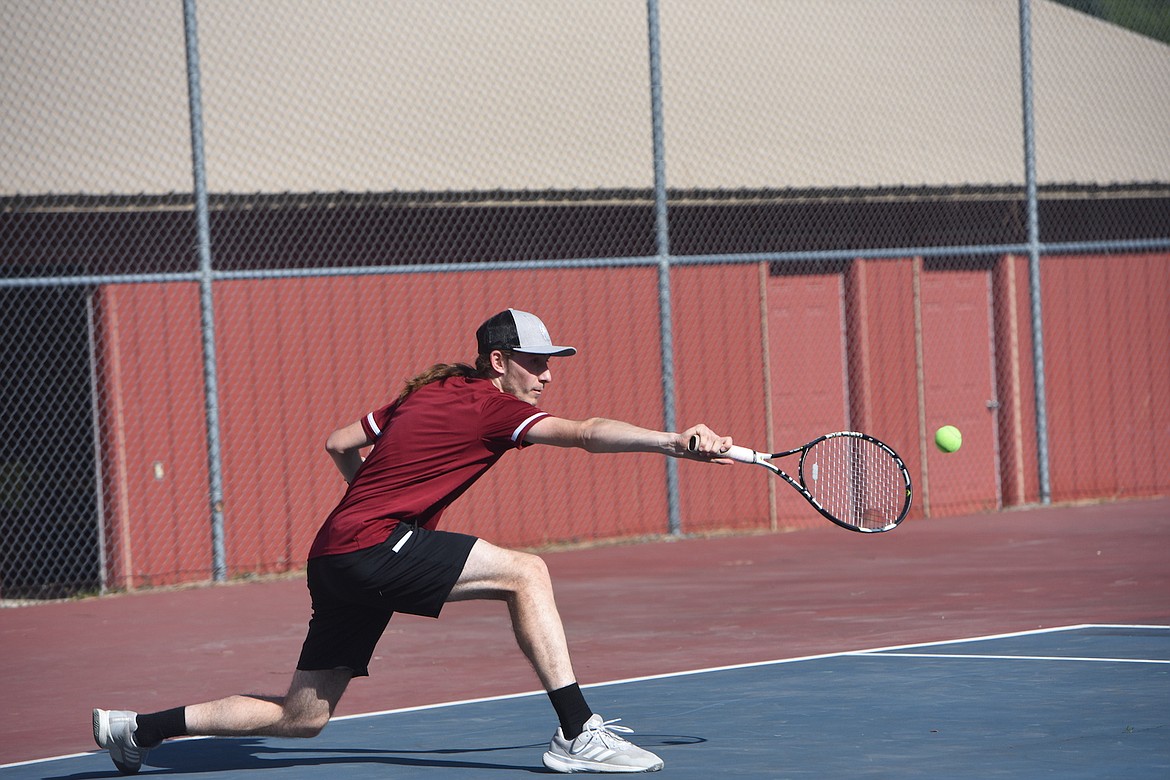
[308,376,551,558]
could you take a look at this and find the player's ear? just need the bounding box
[488,349,509,374]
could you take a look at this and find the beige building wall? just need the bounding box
[2,0,1168,196]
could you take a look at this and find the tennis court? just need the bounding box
[5,626,1168,778]
[3,497,1168,777]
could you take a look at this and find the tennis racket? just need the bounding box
[689,431,912,533]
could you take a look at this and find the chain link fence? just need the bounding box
[2,0,1168,599]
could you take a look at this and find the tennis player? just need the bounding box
[94,308,732,774]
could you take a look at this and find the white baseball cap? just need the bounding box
[476,309,577,357]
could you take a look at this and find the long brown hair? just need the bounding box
[397,354,495,402]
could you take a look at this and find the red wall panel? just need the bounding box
[672,263,771,533]
[1042,253,1170,501]
[766,270,849,529]
[91,253,1169,587]
[919,263,1001,515]
[845,258,922,518]
[94,284,211,588]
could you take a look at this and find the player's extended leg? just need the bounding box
[94,669,350,775]
[447,538,575,691]
[185,668,352,738]
[446,538,663,773]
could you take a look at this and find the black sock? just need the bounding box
[548,683,593,740]
[134,707,188,748]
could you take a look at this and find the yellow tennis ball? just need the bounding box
[935,425,962,453]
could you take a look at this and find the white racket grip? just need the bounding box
[687,435,765,464]
[723,444,764,464]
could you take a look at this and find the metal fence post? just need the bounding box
[183,0,228,579]
[1018,0,1052,505]
[646,0,682,535]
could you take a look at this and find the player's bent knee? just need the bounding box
[517,552,552,590]
[280,700,334,738]
[284,711,331,739]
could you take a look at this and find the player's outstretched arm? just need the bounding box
[526,416,732,461]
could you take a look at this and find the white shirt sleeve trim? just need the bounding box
[366,411,382,437]
[511,412,549,443]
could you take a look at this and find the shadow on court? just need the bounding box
[36,732,707,778]
[54,738,549,776]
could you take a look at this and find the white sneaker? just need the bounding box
[543,713,664,773]
[93,709,149,775]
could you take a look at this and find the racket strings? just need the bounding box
[805,436,905,530]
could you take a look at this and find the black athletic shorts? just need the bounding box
[297,523,478,677]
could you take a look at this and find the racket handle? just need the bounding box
[722,445,761,464]
[687,436,762,464]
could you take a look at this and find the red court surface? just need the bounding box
[2,497,1168,766]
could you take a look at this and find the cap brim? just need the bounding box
[512,345,577,357]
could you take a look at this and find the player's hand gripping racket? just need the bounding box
[690,431,912,533]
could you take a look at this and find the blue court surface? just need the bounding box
[9,624,1168,779]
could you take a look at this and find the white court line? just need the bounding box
[850,652,1170,664]
[335,623,1170,718]
[7,623,1167,770]
[0,752,95,771]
